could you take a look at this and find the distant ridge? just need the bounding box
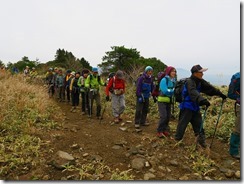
[176,68,230,86]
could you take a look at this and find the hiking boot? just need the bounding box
[70,107,75,112]
[157,132,164,138]
[97,116,102,120]
[163,131,170,137]
[135,124,140,128]
[114,118,119,123]
[231,154,240,160]
[157,131,170,138]
[141,122,150,126]
[198,141,207,148]
[118,118,123,122]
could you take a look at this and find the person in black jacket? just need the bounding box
[174,64,227,148]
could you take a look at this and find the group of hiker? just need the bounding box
[43,64,240,160]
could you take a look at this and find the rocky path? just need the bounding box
[19,101,240,180]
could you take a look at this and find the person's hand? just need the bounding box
[106,95,109,101]
[220,93,227,100]
[199,99,210,107]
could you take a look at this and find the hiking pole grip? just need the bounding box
[209,99,225,149]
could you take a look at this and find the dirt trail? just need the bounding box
[19,100,240,180]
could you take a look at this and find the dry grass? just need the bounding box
[0,73,64,178]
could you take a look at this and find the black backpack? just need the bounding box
[174,78,188,103]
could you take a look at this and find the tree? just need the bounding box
[79,57,92,71]
[53,48,90,71]
[99,46,167,79]
[99,46,140,73]
[135,57,167,76]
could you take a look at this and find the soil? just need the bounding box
[16,100,240,181]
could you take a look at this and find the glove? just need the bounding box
[104,82,107,86]
[199,99,210,107]
[220,93,227,100]
[106,95,109,101]
[153,96,157,103]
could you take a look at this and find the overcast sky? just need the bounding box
[0,0,240,75]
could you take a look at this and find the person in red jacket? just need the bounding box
[105,70,126,123]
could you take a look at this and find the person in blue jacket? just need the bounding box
[156,66,177,138]
[174,64,227,148]
[134,66,154,129]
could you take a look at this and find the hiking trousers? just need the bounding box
[134,97,149,125]
[57,86,65,101]
[229,104,240,156]
[81,91,89,113]
[71,91,80,106]
[111,93,125,118]
[66,86,70,102]
[88,90,101,117]
[157,102,171,133]
[174,108,204,140]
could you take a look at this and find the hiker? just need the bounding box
[55,69,65,102]
[78,69,90,115]
[105,70,126,123]
[53,67,59,97]
[85,67,106,119]
[23,66,30,77]
[134,66,154,129]
[64,69,72,103]
[174,64,227,148]
[46,68,55,97]
[228,72,240,159]
[30,67,38,78]
[70,72,81,112]
[156,66,177,138]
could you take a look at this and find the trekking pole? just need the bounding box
[100,99,108,124]
[195,106,208,150]
[89,90,92,118]
[209,99,225,149]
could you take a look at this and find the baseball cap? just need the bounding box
[191,64,208,73]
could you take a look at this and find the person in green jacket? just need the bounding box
[85,67,106,119]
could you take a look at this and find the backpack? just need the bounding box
[227,72,240,100]
[152,71,166,97]
[174,78,188,103]
[107,73,116,93]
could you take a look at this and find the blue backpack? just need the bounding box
[227,72,240,100]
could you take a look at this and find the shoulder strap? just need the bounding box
[112,76,116,88]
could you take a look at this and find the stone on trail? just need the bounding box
[131,158,146,170]
[144,172,156,180]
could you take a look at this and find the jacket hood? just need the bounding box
[165,66,175,76]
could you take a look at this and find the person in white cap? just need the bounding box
[174,64,227,148]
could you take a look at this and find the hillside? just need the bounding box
[0,73,240,181]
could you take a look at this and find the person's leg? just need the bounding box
[157,102,167,132]
[174,109,192,140]
[118,94,125,120]
[140,98,149,125]
[81,92,86,113]
[191,111,206,148]
[95,92,101,117]
[229,104,240,158]
[111,94,119,121]
[134,98,143,128]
